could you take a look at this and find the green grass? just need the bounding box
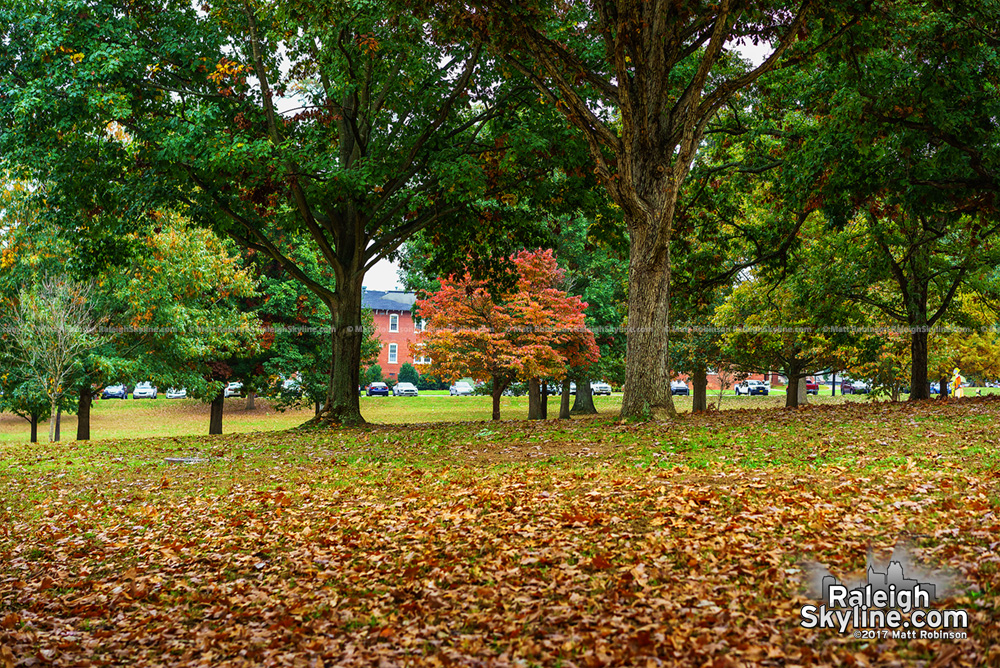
[0,390,902,444]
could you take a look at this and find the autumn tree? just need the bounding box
[443,0,863,419]
[0,0,576,426]
[416,249,598,420]
[4,278,101,441]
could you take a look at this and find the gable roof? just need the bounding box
[361,289,416,312]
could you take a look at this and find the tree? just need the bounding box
[782,1,1000,400]
[4,277,101,441]
[416,249,598,420]
[1,201,262,439]
[448,0,862,419]
[365,365,384,386]
[0,0,571,426]
[714,275,840,408]
[397,362,420,386]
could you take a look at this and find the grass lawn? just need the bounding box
[2,396,998,666]
[0,391,896,443]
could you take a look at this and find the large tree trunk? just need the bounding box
[528,378,543,420]
[77,386,93,441]
[785,372,801,409]
[30,413,38,443]
[571,376,597,415]
[209,392,224,435]
[559,378,571,420]
[621,236,676,420]
[909,328,930,400]
[491,374,504,421]
[245,391,256,410]
[320,277,365,426]
[691,365,709,413]
[541,381,548,419]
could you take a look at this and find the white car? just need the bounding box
[393,382,418,397]
[165,387,187,399]
[590,381,612,396]
[224,381,243,398]
[734,380,769,396]
[133,382,158,399]
[449,381,473,396]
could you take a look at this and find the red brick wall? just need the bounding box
[370,310,424,379]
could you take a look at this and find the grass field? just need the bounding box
[2,395,998,666]
[0,390,916,443]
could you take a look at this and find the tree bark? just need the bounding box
[77,386,92,441]
[209,392,224,435]
[47,399,59,442]
[798,377,808,406]
[245,391,256,410]
[30,413,38,443]
[691,365,708,413]
[319,276,366,426]
[785,373,801,409]
[491,374,505,420]
[528,378,543,420]
[559,378,571,420]
[571,376,597,415]
[909,328,930,400]
[541,381,548,419]
[53,406,62,442]
[621,238,676,420]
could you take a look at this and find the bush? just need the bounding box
[398,362,420,385]
[365,364,383,385]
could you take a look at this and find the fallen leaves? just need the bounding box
[1,399,999,666]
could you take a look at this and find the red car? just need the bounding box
[805,378,819,395]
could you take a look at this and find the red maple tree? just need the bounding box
[415,249,599,419]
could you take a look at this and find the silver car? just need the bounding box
[449,382,473,396]
[393,382,418,397]
[133,382,158,399]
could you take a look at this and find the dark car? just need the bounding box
[366,382,390,396]
[670,380,689,396]
[842,379,869,395]
[805,378,819,395]
[101,384,128,400]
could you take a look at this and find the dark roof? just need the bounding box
[361,290,416,312]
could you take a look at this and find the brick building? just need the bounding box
[361,289,427,380]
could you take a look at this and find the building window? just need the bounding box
[389,314,399,332]
[388,343,398,364]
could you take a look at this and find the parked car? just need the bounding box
[101,384,128,400]
[133,382,158,399]
[590,381,612,396]
[842,379,870,395]
[367,382,390,397]
[449,382,474,396]
[165,387,187,399]
[223,381,243,398]
[545,382,577,395]
[735,380,769,396]
[670,380,689,396]
[805,378,819,395]
[393,382,418,397]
